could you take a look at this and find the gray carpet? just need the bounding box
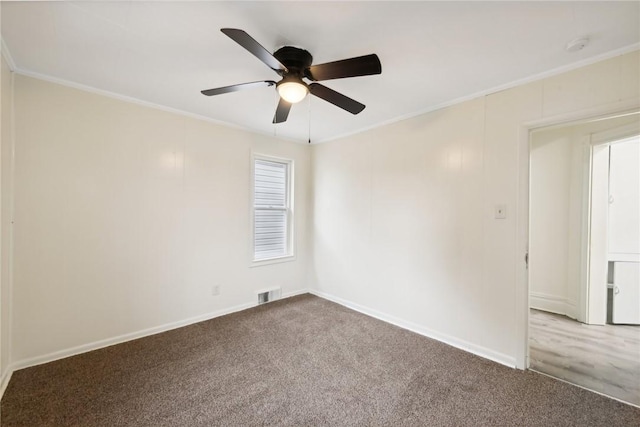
[1,294,638,426]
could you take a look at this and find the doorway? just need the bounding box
[527,112,640,406]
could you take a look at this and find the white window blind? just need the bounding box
[254,158,291,261]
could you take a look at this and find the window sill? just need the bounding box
[250,254,296,268]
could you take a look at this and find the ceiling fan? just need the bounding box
[201,28,382,124]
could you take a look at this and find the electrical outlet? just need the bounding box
[211,285,220,296]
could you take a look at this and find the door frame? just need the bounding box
[515,100,639,370]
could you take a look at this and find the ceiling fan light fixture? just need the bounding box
[277,78,309,104]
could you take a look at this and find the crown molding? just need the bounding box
[4,38,639,145]
[11,67,305,145]
[1,38,17,71]
[318,42,640,144]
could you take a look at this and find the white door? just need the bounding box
[612,262,640,324]
[608,138,640,257]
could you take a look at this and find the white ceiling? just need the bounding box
[2,1,639,143]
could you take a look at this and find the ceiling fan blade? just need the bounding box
[201,80,275,96]
[273,98,292,123]
[305,54,381,81]
[221,28,288,73]
[309,83,365,115]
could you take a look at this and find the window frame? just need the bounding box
[250,153,295,267]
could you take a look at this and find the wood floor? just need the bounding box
[529,309,640,406]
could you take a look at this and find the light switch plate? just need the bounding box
[495,204,507,219]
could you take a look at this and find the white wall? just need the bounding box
[529,116,639,319]
[310,51,640,367]
[10,75,311,365]
[4,48,640,373]
[1,53,13,389]
[529,128,576,317]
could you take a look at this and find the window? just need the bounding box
[252,155,293,263]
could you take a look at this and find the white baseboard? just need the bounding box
[309,290,516,368]
[530,292,577,319]
[9,289,308,375]
[0,368,12,400]
[4,288,515,401]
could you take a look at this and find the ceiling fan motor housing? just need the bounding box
[273,46,313,77]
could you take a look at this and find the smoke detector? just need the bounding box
[566,37,589,52]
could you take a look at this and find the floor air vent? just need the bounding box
[258,288,281,304]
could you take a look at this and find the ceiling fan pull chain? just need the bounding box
[274,90,279,137]
[308,96,312,144]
